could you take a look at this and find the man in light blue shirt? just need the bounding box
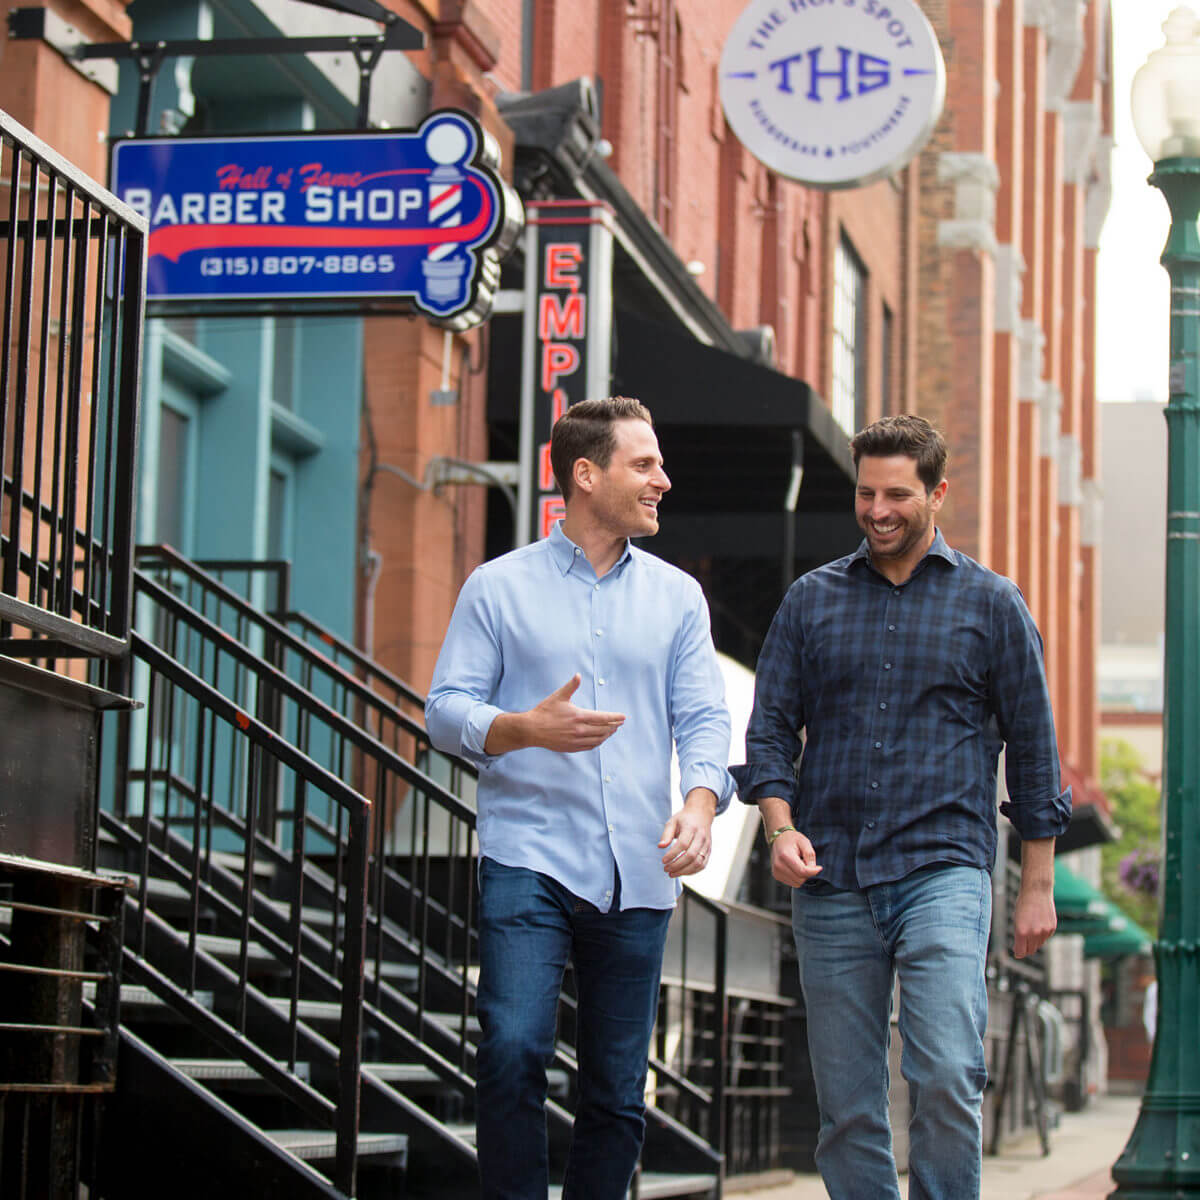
[426,396,733,1199]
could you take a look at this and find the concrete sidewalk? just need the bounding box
[727,1092,1141,1200]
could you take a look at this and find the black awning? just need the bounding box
[486,308,860,664]
[612,309,855,505]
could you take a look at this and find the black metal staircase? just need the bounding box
[88,546,746,1197]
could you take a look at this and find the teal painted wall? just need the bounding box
[115,0,365,642]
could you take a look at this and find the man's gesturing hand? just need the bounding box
[485,675,625,755]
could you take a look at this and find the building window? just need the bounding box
[654,3,681,235]
[881,303,895,416]
[832,235,868,433]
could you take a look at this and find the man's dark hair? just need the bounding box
[550,397,653,499]
[849,414,948,493]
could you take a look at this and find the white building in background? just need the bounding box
[1099,396,1166,776]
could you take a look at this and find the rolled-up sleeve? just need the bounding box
[990,583,1073,840]
[731,585,806,806]
[670,585,735,813]
[425,568,505,768]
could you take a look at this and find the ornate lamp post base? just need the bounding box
[1110,153,1200,1198]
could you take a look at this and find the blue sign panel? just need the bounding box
[110,111,506,318]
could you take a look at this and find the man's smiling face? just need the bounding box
[854,453,946,571]
[587,418,672,539]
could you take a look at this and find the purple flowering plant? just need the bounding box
[1119,847,1160,897]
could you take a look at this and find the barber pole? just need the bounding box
[422,118,470,304]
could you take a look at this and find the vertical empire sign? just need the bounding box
[516,201,614,545]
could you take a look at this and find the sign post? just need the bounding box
[515,200,614,545]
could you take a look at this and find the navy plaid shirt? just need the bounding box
[732,531,1072,889]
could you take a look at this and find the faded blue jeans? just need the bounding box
[792,864,992,1200]
[475,857,672,1200]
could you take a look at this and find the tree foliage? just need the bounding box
[1099,737,1162,933]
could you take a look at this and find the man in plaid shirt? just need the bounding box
[733,415,1071,1200]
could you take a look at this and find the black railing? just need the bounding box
[135,545,467,810]
[0,107,145,669]
[0,854,126,1199]
[127,549,747,1184]
[101,631,371,1194]
[125,568,484,1073]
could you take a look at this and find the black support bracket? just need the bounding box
[6,5,425,134]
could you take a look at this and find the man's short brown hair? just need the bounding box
[849,415,947,493]
[550,397,653,500]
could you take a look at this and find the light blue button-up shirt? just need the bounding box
[426,522,734,912]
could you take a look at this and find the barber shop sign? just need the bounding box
[111,111,512,321]
[719,0,946,188]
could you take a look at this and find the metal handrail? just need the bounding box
[123,551,795,1184]
[0,106,145,665]
[134,545,452,765]
[111,630,371,1194]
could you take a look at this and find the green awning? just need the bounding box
[1083,923,1154,959]
[1054,861,1155,957]
[1055,860,1114,923]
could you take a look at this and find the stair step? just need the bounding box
[364,1062,441,1085]
[172,1058,311,1083]
[362,1062,566,1096]
[548,1175,717,1200]
[364,960,420,984]
[270,1129,407,1164]
[83,982,214,1011]
[268,997,342,1023]
[425,1011,480,1034]
[195,933,282,967]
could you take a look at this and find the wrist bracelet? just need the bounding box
[767,824,797,847]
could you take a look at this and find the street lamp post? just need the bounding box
[1112,8,1200,1197]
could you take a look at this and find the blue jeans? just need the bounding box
[792,865,991,1200]
[475,858,672,1200]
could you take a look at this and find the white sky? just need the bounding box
[1096,0,1187,403]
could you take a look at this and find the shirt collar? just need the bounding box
[848,528,956,576]
[547,520,633,576]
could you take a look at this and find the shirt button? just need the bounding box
[594,583,600,591]
[874,741,882,749]
[574,547,581,556]
[604,775,612,783]
[888,624,896,632]
[604,890,612,899]
[598,678,606,686]
[595,629,604,637]
[883,663,892,670]
[608,824,614,833]
[879,702,887,710]
[892,588,901,596]
[867,821,876,830]
[870,781,879,790]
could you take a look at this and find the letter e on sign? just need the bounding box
[545,244,583,289]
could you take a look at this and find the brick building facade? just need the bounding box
[0,1,1114,803]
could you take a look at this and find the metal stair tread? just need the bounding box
[172,1058,311,1082]
[267,997,342,1021]
[425,1010,481,1033]
[364,960,419,981]
[269,1128,407,1162]
[548,1174,718,1200]
[194,932,281,965]
[362,1062,567,1093]
[83,982,214,1010]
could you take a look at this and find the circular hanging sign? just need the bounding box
[719,0,946,189]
